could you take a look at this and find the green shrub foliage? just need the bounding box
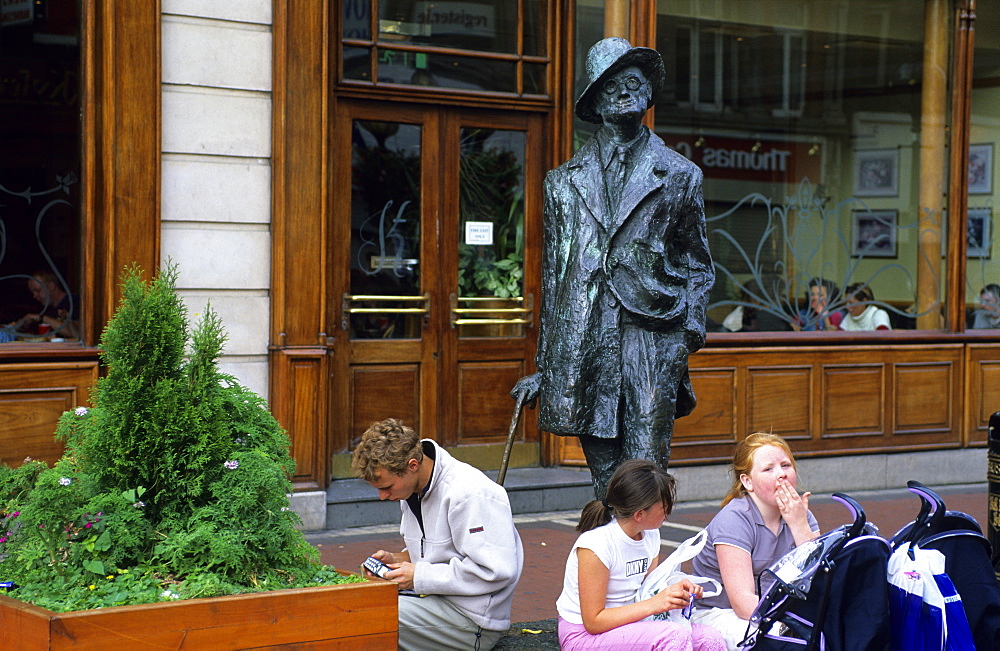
[0,265,354,612]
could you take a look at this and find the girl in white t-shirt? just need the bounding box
[556,459,726,650]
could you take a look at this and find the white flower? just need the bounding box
[74,407,89,417]
[224,460,239,470]
[58,477,72,486]
[160,590,180,600]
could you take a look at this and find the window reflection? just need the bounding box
[342,0,547,95]
[349,120,423,339]
[0,1,82,343]
[967,9,1000,325]
[649,0,943,331]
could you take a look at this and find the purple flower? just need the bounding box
[74,407,89,417]
[224,460,239,470]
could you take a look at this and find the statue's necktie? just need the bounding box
[607,145,629,210]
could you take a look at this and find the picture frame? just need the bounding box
[853,148,899,197]
[967,207,992,258]
[852,209,898,258]
[968,143,993,194]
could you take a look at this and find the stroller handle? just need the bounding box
[905,480,946,544]
[832,492,867,538]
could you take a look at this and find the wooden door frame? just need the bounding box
[81,1,161,343]
[330,100,443,455]
[440,108,544,449]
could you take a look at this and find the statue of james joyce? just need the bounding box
[512,37,714,499]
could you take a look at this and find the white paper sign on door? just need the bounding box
[465,221,493,246]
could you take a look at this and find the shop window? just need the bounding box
[650,0,947,333]
[341,0,550,97]
[0,0,82,343]
[967,9,1000,331]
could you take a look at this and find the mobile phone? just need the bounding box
[363,556,392,579]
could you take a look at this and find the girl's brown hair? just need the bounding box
[576,459,676,533]
[722,432,798,506]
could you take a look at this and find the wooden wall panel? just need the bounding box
[0,391,75,467]
[0,362,97,468]
[350,365,420,446]
[458,361,525,444]
[747,366,812,440]
[552,343,973,467]
[822,365,885,436]
[966,344,1000,445]
[674,368,737,443]
[894,362,953,434]
[270,349,329,490]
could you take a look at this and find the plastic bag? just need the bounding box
[636,529,721,623]
[887,542,975,651]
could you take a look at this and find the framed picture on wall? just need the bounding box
[968,144,993,194]
[852,209,897,257]
[853,149,899,197]
[967,207,992,258]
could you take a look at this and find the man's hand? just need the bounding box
[510,373,541,408]
[685,329,705,351]
[384,561,417,591]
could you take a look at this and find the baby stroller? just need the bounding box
[741,493,892,650]
[887,481,1000,650]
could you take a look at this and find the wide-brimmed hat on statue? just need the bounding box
[575,37,665,125]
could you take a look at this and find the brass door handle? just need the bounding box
[450,294,534,327]
[341,293,431,330]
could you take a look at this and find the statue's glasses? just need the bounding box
[602,75,644,95]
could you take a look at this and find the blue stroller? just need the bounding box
[742,493,892,650]
[887,481,1000,650]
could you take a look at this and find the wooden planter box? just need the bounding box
[0,580,397,650]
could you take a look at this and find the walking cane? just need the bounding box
[497,392,527,487]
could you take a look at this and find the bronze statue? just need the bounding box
[512,37,714,499]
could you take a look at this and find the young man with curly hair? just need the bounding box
[353,418,524,651]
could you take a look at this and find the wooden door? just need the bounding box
[330,101,542,468]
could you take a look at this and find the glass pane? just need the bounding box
[343,46,372,81]
[350,120,423,339]
[523,61,546,95]
[653,0,944,332]
[378,0,518,54]
[967,11,1000,330]
[0,0,82,343]
[457,127,526,337]
[379,49,516,92]
[343,0,373,40]
[523,0,547,57]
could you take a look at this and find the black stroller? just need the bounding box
[887,481,1000,650]
[741,493,892,650]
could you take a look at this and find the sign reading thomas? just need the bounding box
[512,38,714,499]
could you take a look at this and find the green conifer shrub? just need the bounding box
[0,265,358,612]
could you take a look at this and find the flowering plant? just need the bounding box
[0,265,359,612]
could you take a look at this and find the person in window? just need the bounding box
[689,433,819,651]
[839,283,891,331]
[789,277,842,332]
[970,284,1000,329]
[12,272,80,338]
[720,276,790,333]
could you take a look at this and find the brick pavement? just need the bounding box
[305,483,990,625]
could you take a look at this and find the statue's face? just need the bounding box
[595,65,650,125]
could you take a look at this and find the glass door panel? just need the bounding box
[455,127,528,337]
[348,120,425,339]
